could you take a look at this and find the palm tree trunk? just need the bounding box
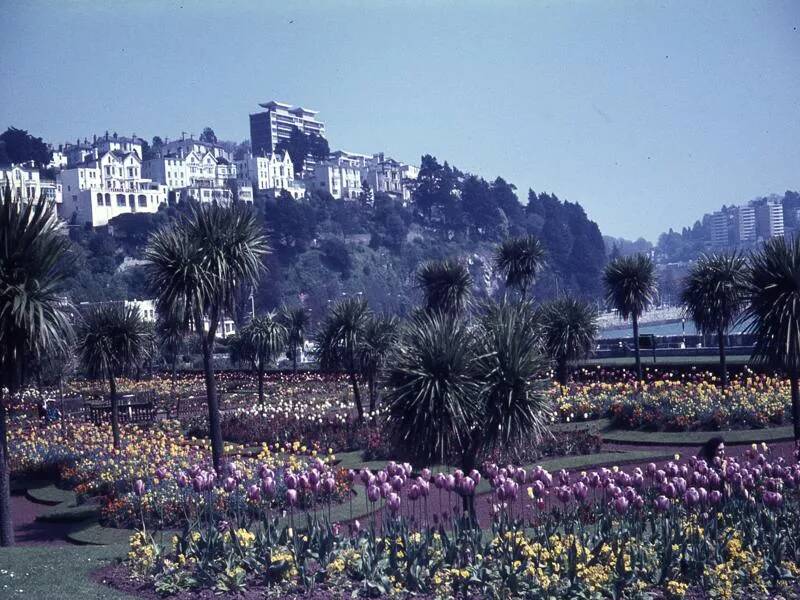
[108,373,120,450]
[557,358,569,386]
[202,324,223,472]
[200,308,224,473]
[292,344,298,374]
[718,326,727,391]
[258,359,265,405]
[348,349,364,421]
[0,385,13,547]
[368,376,376,415]
[632,314,642,380]
[791,367,800,444]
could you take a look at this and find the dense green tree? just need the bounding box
[0,190,73,546]
[744,237,800,442]
[316,297,371,421]
[603,254,657,380]
[681,253,748,389]
[145,203,268,471]
[0,126,52,165]
[275,126,329,175]
[77,304,151,449]
[538,297,599,384]
[199,127,218,144]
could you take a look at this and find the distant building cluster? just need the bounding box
[0,100,420,229]
[707,196,787,248]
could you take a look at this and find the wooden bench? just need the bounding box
[84,392,158,425]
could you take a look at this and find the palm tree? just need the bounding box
[242,312,287,404]
[416,258,473,315]
[316,297,371,421]
[681,253,748,390]
[156,311,187,393]
[78,304,151,449]
[603,254,657,380]
[494,235,546,299]
[280,305,309,373]
[0,190,74,547]
[744,237,800,442]
[145,203,268,471]
[385,302,551,516]
[384,311,480,467]
[358,314,399,414]
[538,297,599,385]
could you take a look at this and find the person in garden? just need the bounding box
[697,436,725,463]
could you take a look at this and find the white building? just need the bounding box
[0,163,62,208]
[362,153,418,203]
[161,137,231,161]
[249,101,326,156]
[143,149,252,205]
[235,151,305,199]
[59,150,167,227]
[735,205,756,244]
[62,133,145,166]
[307,153,365,200]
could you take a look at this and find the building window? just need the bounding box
[117,194,126,207]
[105,193,111,206]
[96,193,103,206]
[138,194,147,207]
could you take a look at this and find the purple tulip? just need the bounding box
[261,477,276,498]
[613,496,629,515]
[285,473,298,489]
[286,489,298,507]
[134,479,145,496]
[322,477,336,494]
[367,485,380,503]
[654,495,670,512]
[683,487,700,508]
[709,490,723,505]
[247,484,261,502]
[223,477,237,493]
[387,492,401,514]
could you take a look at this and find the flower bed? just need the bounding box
[8,420,348,529]
[122,446,800,598]
[555,371,791,431]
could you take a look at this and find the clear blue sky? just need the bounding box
[1,0,798,241]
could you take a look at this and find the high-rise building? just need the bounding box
[734,205,756,244]
[249,101,326,156]
[709,210,730,246]
[756,199,784,240]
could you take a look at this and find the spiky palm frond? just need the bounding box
[603,254,657,320]
[315,297,371,371]
[145,203,269,333]
[384,311,481,465]
[358,314,400,379]
[416,258,473,315]
[77,303,152,379]
[538,297,599,364]
[156,311,187,358]
[280,304,309,355]
[242,311,287,367]
[681,252,748,336]
[744,237,800,371]
[494,235,546,295]
[474,301,552,449]
[0,188,74,379]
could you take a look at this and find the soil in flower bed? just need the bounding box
[94,563,435,599]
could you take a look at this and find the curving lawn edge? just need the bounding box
[602,424,796,446]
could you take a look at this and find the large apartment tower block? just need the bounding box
[249,101,326,156]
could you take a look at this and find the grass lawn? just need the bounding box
[574,354,750,368]
[603,425,796,446]
[0,544,131,599]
